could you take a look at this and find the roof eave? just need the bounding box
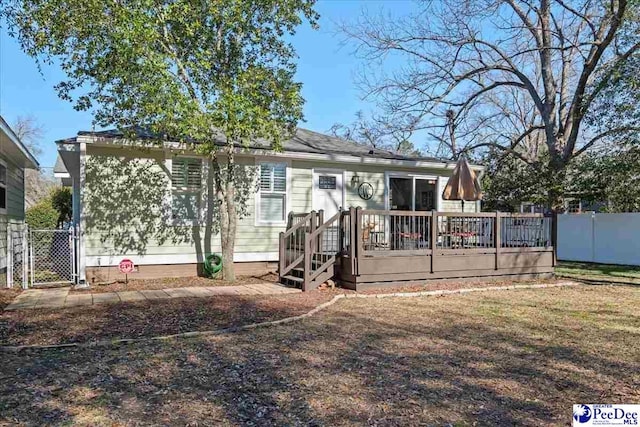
[0,116,40,169]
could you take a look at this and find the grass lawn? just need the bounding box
[556,261,640,283]
[1,284,638,426]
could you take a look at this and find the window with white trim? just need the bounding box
[257,162,287,224]
[0,163,7,212]
[171,157,203,223]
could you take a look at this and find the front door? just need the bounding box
[313,170,343,218]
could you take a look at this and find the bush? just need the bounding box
[51,187,72,225]
[26,198,59,229]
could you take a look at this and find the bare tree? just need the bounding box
[12,114,44,158]
[343,0,640,209]
[329,111,422,156]
[11,115,55,207]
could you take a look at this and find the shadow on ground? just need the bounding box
[0,285,638,426]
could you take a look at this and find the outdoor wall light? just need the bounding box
[351,174,360,187]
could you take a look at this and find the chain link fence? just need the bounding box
[29,229,75,286]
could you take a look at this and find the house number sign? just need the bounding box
[358,182,374,200]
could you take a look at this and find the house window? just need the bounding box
[258,162,287,224]
[171,157,202,222]
[566,199,581,213]
[0,163,6,212]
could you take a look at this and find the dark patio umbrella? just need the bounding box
[442,156,483,211]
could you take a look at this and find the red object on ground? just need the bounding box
[119,259,135,274]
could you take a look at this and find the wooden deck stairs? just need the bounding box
[278,210,343,291]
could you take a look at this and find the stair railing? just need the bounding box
[279,211,323,278]
[303,210,343,290]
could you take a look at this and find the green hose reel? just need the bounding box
[203,253,223,278]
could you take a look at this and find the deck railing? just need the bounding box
[355,209,552,256]
[501,215,552,248]
[358,210,432,255]
[280,208,554,290]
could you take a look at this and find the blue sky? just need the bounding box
[0,0,416,169]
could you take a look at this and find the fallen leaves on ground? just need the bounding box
[0,285,638,426]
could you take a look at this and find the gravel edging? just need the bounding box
[0,281,579,352]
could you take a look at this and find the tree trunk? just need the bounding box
[546,154,567,214]
[217,153,237,282]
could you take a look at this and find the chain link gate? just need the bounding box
[28,228,76,286]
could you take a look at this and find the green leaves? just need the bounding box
[2,0,318,150]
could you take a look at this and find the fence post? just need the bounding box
[431,210,438,273]
[6,223,12,288]
[495,211,501,270]
[318,209,324,227]
[22,226,28,289]
[29,228,34,289]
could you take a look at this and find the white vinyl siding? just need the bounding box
[171,157,203,223]
[257,162,287,224]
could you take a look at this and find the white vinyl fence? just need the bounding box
[558,213,640,266]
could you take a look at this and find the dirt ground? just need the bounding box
[74,272,281,294]
[1,284,638,426]
[2,278,560,346]
[0,287,21,310]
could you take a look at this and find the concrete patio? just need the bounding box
[4,282,300,311]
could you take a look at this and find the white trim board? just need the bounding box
[85,252,279,267]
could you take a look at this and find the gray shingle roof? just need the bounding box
[68,126,468,165]
[53,154,68,174]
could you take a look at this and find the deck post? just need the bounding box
[355,207,364,276]
[349,207,357,275]
[430,210,437,273]
[303,233,311,291]
[495,211,501,270]
[309,210,317,236]
[278,231,286,276]
[287,211,293,229]
[551,212,557,267]
[316,209,324,252]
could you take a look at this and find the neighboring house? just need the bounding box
[519,198,607,214]
[0,116,40,286]
[56,127,483,285]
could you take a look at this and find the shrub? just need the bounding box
[51,187,72,225]
[25,198,58,229]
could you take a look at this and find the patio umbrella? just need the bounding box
[442,156,483,211]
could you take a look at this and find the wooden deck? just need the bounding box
[279,209,555,291]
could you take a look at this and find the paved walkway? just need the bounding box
[4,282,300,311]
